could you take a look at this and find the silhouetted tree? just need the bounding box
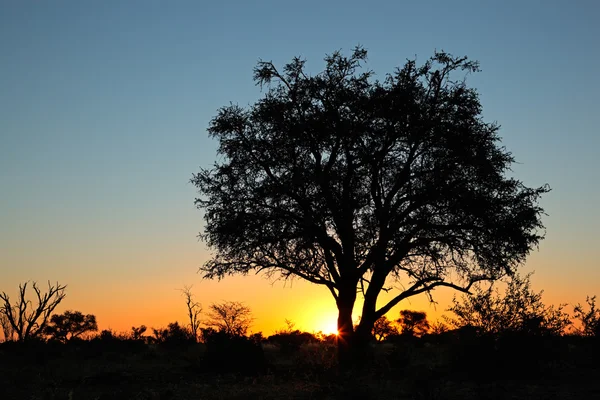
[205,301,253,336]
[192,46,549,364]
[0,313,14,342]
[573,295,600,337]
[447,273,571,336]
[0,281,67,342]
[43,310,98,343]
[397,310,430,337]
[130,325,147,340]
[180,285,202,342]
[372,316,399,341]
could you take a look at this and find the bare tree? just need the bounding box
[180,285,202,341]
[205,301,253,336]
[0,281,67,342]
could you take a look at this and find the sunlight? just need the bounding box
[316,315,339,335]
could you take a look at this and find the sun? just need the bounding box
[316,316,339,336]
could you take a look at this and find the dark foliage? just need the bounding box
[151,322,195,348]
[201,328,266,375]
[267,330,318,354]
[192,46,550,362]
[130,325,147,341]
[396,309,430,337]
[447,273,571,336]
[43,310,98,343]
[372,315,399,341]
[574,295,600,337]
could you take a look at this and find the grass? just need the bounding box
[0,336,598,399]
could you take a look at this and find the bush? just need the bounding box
[267,330,318,355]
[201,328,266,375]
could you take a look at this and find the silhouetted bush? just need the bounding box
[574,295,600,337]
[267,330,318,355]
[152,322,195,349]
[201,328,266,375]
[447,273,572,336]
[88,329,147,354]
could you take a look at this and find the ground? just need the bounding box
[0,336,598,399]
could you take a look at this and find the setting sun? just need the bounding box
[315,315,339,335]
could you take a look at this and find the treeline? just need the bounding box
[1,274,599,347]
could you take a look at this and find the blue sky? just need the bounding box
[1,0,598,333]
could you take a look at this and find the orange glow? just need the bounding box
[313,312,339,335]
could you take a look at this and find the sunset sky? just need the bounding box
[1,1,598,336]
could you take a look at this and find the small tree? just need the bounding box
[397,310,430,337]
[43,310,98,342]
[180,285,202,342]
[372,315,399,341]
[573,296,600,337]
[131,325,147,340]
[205,301,253,337]
[447,273,571,336]
[0,281,67,342]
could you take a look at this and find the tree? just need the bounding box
[0,281,67,342]
[447,273,571,336]
[131,325,147,340]
[397,310,430,337]
[0,313,14,342]
[180,286,202,342]
[192,47,549,364]
[43,310,98,343]
[204,301,253,336]
[573,295,600,337]
[372,315,399,341]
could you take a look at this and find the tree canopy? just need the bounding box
[192,47,549,360]
[43,310,98,343]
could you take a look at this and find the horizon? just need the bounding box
[1,1,599,337]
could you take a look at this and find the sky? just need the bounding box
[1,0,599,336]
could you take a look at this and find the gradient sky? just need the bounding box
[1,0,598,336]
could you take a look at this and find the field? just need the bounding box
[1,334,599,399]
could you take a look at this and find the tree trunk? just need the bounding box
[336,282,377,370]
[336,281,357,366]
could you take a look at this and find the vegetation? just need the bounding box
[192,47,550,363]
[181,285,202,341]
[396,310,430,337]
[204,301,253,337]
[0,278,598,398]
[0,281,66,342]
[573,295,600,336]
[43,310,98,343]
[446,273,572,336]
[372,315,398,341]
